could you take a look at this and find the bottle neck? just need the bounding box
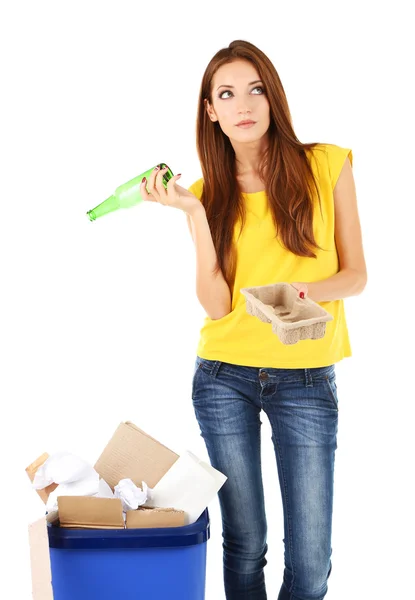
[87,195,119,221]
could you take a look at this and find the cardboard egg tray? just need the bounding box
[240,282,333,345]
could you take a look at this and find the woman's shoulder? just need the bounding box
[306,141,351,159]
[306,142,353,190]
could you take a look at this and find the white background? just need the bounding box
[1,1,414,598]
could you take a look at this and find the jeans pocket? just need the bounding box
[324,374,339,411]
[192,359,211,405]
[196,357,216,376]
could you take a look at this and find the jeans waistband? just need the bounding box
[195,356,335,384]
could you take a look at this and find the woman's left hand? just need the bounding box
[291,282,309,299]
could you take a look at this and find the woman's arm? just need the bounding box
[305,157,367,302]
[186,206,232,319]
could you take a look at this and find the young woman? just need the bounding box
[141,39,367,600]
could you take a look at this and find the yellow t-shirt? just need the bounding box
[188,143,353,369]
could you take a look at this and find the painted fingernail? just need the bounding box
[154,166,159,171]
[299,292,305,299]
[142,177,146,183]
[176,173,182,177]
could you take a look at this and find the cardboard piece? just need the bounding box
[126,506,185,529]
[25,452,58,504]
[94,421,179,490]
[58,496,125,529]
[28,517,54,600]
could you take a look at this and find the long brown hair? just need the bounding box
[195,39,324,289]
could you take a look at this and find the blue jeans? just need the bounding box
[191,357,339,600]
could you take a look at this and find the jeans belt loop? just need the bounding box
[211,361,221,378]
[304,368,313,388]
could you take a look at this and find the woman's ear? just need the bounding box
[204,98,217,122]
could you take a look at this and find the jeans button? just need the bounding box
[259,371,268,380]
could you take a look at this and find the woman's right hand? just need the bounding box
[141,165,203,216]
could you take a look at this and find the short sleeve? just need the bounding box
[187,177,204,202]
[325,144,353,190]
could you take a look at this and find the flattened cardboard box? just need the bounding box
[126,506,185,528]
[94,420,179,489]
[27,421,182,599]
[58,496,125,529]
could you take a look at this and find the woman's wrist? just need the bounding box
[291,281,309,299]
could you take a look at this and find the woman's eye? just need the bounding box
[219,86,264,99]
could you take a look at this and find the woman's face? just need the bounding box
[206,59,271,144]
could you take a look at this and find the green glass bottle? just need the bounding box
[86,162,174,221]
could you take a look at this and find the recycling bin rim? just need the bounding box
[48,508,210,550]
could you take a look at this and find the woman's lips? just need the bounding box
[236,122,256,129]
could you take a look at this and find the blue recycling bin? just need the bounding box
[48,509,210,600]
